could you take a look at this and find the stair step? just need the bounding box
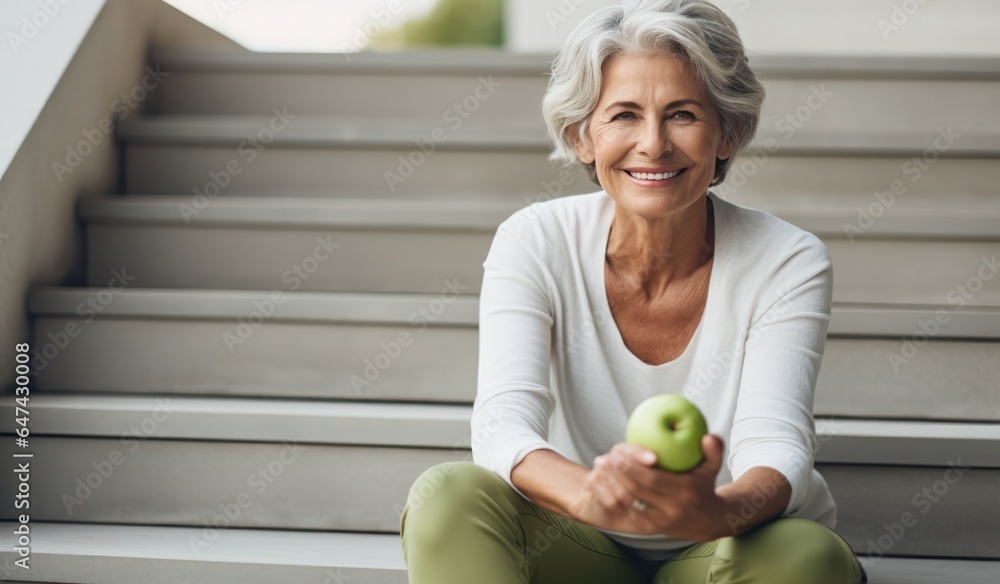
[0,442,996,557]
[81,196,504,295]
[122,131,593,199]
[0,434,456,532]
[29,287,480,402]
[151,46,1000,136]
[0,394,473,448]
[118,116,550,149]
[26,288,1000,420]
[119,116,1000,198]
[1,394,998,559]
[153,47,1000,79]
[2,394,998,466]
[152,45,554,124]
[80,196,1000,306]
[860,556,1000,584]
[816,338,1000,421]
[80,195,525,230]
[826,464,1000,559]
[28,287,480,325]
[0,522,406,583]
[80,195,1000,233]
[2,522,997,584]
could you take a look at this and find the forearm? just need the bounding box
[510,448,589,519]
[715,465,792,538]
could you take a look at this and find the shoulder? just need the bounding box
[714,194,832,324]
[497,190,608,255]
[717,193,831,271]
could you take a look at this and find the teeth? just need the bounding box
[627,169,683,180]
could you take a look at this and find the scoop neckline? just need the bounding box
[596,191,724,370]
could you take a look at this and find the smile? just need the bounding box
[624,168,686,183]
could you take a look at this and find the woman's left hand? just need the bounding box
[570,433,729,542]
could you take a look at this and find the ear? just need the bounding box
[716,135,734,162]
[569,121,595,165]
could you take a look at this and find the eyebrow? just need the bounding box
[603,99,703,113]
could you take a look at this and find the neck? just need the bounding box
[605,194,715,297]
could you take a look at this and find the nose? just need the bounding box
[635,118,672,159]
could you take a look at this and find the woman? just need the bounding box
[400,1,867,582]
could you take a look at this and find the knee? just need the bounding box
[715,517,861,584]
[404,461,500,513]
[399,461,501,543]
[761,517,860,583]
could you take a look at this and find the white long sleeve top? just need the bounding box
[471,189,837,561]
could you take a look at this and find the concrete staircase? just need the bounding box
[2,48,999,583]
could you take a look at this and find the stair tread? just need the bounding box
[0,521,996,583]
[0,393,471,448]
[153,44,556,74]
[151,45,1000,80]
[26,286,1000,338]
[26,287,480,325]
[2,394,998,466]
[859,556,1000,583]
[118,115,551,150]
[8,522,403,566]
[79,195,526,230]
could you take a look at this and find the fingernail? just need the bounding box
[644,452,656,464]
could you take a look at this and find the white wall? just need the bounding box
[0,0,233,387]
[506,0,1000,56]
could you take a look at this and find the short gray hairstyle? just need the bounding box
[541,0,765,188]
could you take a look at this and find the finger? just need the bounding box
[608,468,664,508]
[590,467,633,512]
[695,433,725,474]
[594,453,628,472]
[610,442,658,466]
[593,455,665,503]
[608,449,637,474]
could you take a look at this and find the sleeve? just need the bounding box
[471,216,569,499]
[727,235,834,517]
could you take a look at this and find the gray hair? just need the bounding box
[541,0,765,188]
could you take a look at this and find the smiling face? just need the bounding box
[571,52,732,217]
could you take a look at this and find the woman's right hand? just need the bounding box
[567,437,728,541]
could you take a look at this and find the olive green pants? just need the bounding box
[400,461,866,583]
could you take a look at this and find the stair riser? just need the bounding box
[84,220,1000,308]
[0,438,457,533]
[155,70,545,123]
[32,317,478,402]
[123,143,1000,205]
[3,438,995,558]
[826,239,1000,306]
[86,225,494,294]
[716,157,1000,212]
[124,144,595,198]
[827,464,1000,560]
[155,70,1000,133]
[31,319,1000,420]
[816,338,1000,421]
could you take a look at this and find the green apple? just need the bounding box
[626,394,708,472]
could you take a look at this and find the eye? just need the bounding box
[611,111,636,121]
[672,110,696,120]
